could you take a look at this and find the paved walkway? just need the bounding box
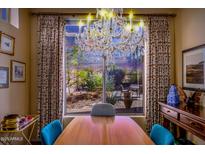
[66,97,143,113]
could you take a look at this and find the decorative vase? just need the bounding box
[167,85,180,106]
[123,91,132,109]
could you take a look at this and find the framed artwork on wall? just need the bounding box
[0,32,15,56]
[0,8,10,23]
[0,66,9,88]
[183,44,205,91]
[11,60,26,82]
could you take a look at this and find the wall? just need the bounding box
[30,8,177,14]
[0,9,31,118]
[175,8,205,144]
[175,9,205,108]
[175,9,205,86]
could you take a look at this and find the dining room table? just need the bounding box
[54,116,154,145]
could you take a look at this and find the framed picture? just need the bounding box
[11,60,26,82]
[183,44,205,91]
[0,32,15,56]
[0,8,10,23]
[0,66,9,88]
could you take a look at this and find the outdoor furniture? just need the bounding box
[123,91,133,109]
[91,103,116,116]
[113,91,122,103]
[129,84,140,99]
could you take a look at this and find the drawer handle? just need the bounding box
[189,121,204,131]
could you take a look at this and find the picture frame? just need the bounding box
[11,60,26,82]
[182,44,205,91]
[0,32,15,56]
[0,66,9,88]
[0,8,10,23]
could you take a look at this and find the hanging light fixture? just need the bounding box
[76,8,146,104]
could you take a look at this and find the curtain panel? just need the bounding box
[146,16,171,132]
[37,15,65,133]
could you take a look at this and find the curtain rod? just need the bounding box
[31,12,176,17]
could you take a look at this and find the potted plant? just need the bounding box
[106,77,117,105]
[123,90,132,109]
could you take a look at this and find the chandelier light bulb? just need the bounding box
[100,9,107,18]
[108,11,114,19]
[129,11,134,19]
[87,13,92,22]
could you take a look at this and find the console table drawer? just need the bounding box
[180,114,205,133]
[161,106,178,119]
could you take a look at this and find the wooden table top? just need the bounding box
[55,116,154,145]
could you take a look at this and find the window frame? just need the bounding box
[63,17,146,116]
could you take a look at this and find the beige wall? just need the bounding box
[175,8,205,144]
[0,9,31,118]
[175,9,205,108]
[175,9,205,86]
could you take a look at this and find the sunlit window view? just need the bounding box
[65,19,145,114]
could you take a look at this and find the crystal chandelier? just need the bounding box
[76,8,145,54]
[76,8,146,104]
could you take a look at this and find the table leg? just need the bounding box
[21,131,31,145]
[28,122,36,141]
[20,122,36,145]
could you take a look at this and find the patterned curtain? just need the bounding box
[37,15,65,133]
[146,16,171,132]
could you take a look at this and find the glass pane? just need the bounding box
[64,19,145,115]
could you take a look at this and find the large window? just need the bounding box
[64,18,145,115]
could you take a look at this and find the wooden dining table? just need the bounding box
[55,116,154,145]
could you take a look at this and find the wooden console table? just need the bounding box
[159,102,205,141]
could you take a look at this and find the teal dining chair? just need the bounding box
[41,119,63,145]
[150,124,175,145]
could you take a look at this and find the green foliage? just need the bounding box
[71,46,79,66]
[129,71,142,83]
[130,72,138,83]
[106,94,117,105]
[106,77,115,92]
[76,69,102,91]
[106,77,117,105]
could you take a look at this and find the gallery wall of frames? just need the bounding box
[0,31,26,89]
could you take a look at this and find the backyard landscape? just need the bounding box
[65,21,144,114]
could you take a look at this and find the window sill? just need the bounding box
[63,113,145,118]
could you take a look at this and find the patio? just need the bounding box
[66,90,143,114]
